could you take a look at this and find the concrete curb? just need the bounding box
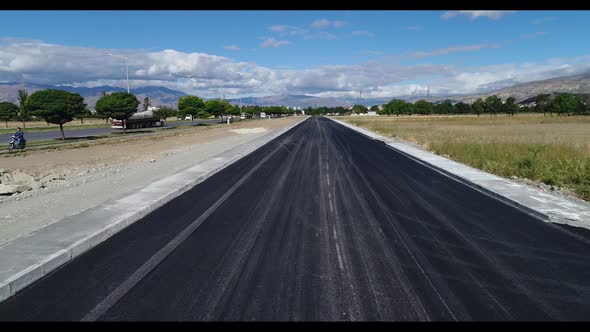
[327,116,590,230]
[0,117,308,303]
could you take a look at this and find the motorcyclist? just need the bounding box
[13,127,25,147]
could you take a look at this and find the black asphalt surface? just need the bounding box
[3,119,221,142]
[1,116,590,321]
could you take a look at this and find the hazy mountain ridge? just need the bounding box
[2,73,590,110]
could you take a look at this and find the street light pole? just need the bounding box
[124,57,130,93]
[109,53,137,93]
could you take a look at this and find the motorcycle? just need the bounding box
[8,135,26,151]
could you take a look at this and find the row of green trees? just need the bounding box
[302,93,590,117]
[173,95,297,121]
[0,89,32,129]
[0,89,299,139]
[0,89,142,139]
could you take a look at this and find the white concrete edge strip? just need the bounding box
[327,117,590,231]
[0,117,308,303]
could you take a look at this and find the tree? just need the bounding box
[26,89,86,140]
[153,106,176,120]
[0,102,19,128]
[204,99,226,121]
[503,96,518,117]
[534,94,551,116]
[143,96,151,112]
[95,92,140,134]
[384,99,407,116]
[485,95,502,116]
[99,91,110,123]
[413,100,433,115]
[403,102,415,115]
[177,95,205,122]
[226,103,241,116]
[352,104,368,114]
[18,89,29,128]
[332,106,347,115]
[550,93,585,116]
[196,110,211,119]
[370,105,380,114]
[472,98,484,117]
[433,102,454,115]
[454,102,471,115]
[76,109,93,124]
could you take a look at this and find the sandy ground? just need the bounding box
[0,117,302,245]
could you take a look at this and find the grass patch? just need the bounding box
[0,123,110,134]
[342,115,590,201]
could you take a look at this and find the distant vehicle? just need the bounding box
[185,115,193,120]
[111,110,165,129]
[240,114,246,120]
[260,112,266,118]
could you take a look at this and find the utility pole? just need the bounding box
[109,53,138,93]
[360,89,367,109]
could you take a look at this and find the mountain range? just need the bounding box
[2,72,590,110]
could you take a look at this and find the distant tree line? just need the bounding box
[303,92,590,117]
[0,88,301,138]
[3,88,586,138]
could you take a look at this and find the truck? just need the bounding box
[111,110,165,129]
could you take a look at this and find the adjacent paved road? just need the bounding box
[1,116,589,321]
[3,119,221,142]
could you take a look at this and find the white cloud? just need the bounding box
[1,38,589,100]
[310,19,348,29]
[352,30,375,37]
[224,45,240,51]
[441,11,516,21]
[413,44,502,58]
[260,38,290,48]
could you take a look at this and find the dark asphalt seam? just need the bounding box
[80,131,290,322]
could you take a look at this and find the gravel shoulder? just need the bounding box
[0,117,301,245]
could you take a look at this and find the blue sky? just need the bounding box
[0,10,589,98]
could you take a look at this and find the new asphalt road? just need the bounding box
[3,119,221,142]
[1,116,589,321]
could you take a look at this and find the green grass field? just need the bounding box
[342,114,590,201]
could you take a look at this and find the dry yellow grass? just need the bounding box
[341,114,590,200]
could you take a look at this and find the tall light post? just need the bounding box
[109,53,137,93]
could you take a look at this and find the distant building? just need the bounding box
[518,96,537,108]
